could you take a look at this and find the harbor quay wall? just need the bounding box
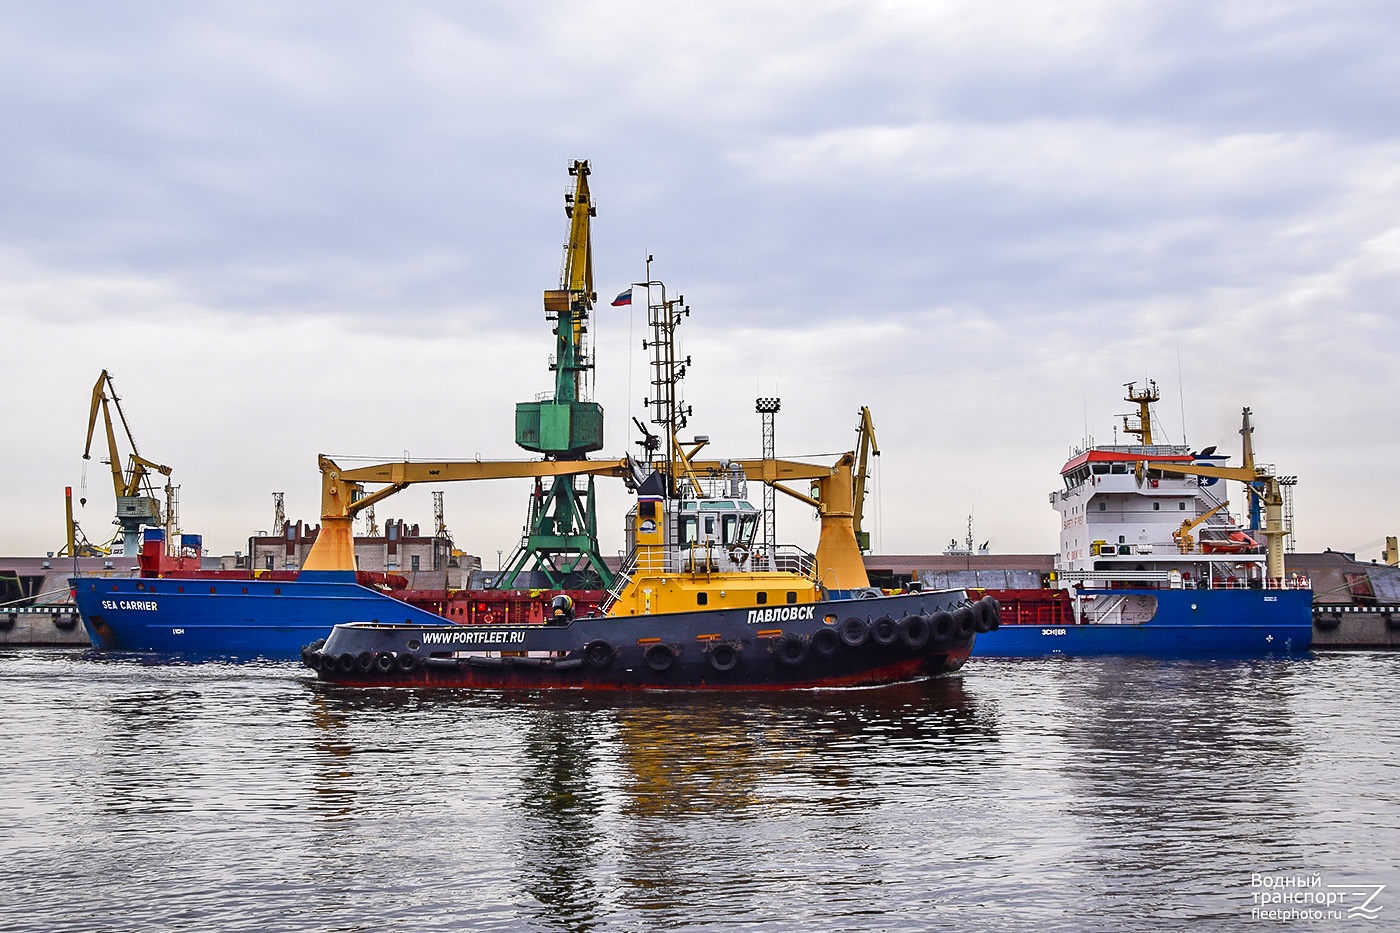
[3,550,1396,650]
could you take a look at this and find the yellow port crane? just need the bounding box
[300,449,874,592]
[81,370,174,558]
[853,406,880,552]
[1145,407,1290,582]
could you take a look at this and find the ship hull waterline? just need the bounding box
[307,589,985,690]
[971,587,1312,658]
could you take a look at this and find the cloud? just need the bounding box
[2,1,1399,560]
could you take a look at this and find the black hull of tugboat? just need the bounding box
[303,591,996,690]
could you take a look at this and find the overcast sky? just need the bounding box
[4,1,1398,563]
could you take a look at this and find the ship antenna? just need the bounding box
[1176,348,1188,446]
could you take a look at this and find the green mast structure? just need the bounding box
[499,160,613,590]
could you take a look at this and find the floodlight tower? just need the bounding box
[500,160,613,590]
[755,397,780,555]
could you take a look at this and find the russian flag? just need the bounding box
[610,288,632,307]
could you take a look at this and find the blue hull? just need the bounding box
[71,571,435,659]
[971,587,1313,657]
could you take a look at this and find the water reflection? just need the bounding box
[1050,658,1314,920]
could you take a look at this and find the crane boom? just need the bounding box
[853,406,879,551]
[302,454,633,572]
[1145,407,1289,581]
[80,370,174,556]
[302,449,871,590]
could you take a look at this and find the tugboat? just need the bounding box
[304,267,993,688]
[304,452,991,689]
[970,380,1312,657]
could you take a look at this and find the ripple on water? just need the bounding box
[0,650,1396,931]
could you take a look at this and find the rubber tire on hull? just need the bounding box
[929,611,955,641]
[839,617,870,647]
[871,616,899,647]
[973,599,1000,633]
[811,627,841,658]
[584,640,615,669]
[397,653,419,672]
[775,634,808,666]
[708,643,739,672]
[374,652,396,673]
[644,644,676,672]
[337,653,357,674]
[355,652,376,674]
[952,607,976,639]
[899,614,931,649]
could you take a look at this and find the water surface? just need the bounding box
[1,650,1395,931]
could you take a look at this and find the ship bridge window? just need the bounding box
[727,513,758,547]
[1180,502,1187,510]
[1110,463,1128,474]
[1092,463,1110,475]
[1153,502,1160,511]
[680,516,698,545]
[1099,502,1106,511]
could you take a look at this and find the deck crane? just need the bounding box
[498,159,614,589]
[852,406,880,552]
[1144,406,1291,582]
[1171,500,1228,554]
[81,370,174,558]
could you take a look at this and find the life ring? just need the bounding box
[396,652,420,672]
[775,633,808,666]
[728,545,749,564]
[708,643,739,672]
[374,652,395,673]
[952,606,976,639]
[899,614,930,649]
[482,611,496,624]
[929,611,955,641]
[838,617,869,647]
[811,627,841,657]
[584,640,615,669]
[644,643,676,672]
[871,616,899,647]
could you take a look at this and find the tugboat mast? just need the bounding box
[636,256,693,499]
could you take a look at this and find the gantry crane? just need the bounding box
[80,370,174,557]
[500,159,613,589]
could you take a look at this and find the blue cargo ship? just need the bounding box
[970,380,1312,657]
